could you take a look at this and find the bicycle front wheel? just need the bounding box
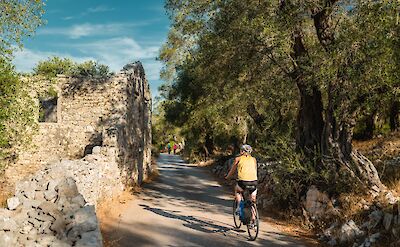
[232,200,242,229]
[247,204,259,241]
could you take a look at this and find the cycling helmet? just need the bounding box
[240,144,253,153]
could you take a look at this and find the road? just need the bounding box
[102,154,307,247]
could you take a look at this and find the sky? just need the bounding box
[12,0,170,98]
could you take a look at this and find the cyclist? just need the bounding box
[225,144,257,208]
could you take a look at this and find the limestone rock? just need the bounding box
[7,197,21,210]
[0,217,18,231]
[44,190,58,202]
[55,177,80,199]
[75,231,103,247]
[92,146,101,155]
[383,213,393,231]
[0,208,13,218]
[0,229,17,246]
[338,220,364,243]
[305,185,330,219]
[67,206,99,241]
[368,210,383,230]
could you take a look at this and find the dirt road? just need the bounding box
[102,154,307,247]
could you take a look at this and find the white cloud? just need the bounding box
[87,5,115,13]
[38,23,137,39]
[12,48,94,72]
[62,16,75,21]
[141,60,163,81]
[37,19,161,39]
[68,37,160,74]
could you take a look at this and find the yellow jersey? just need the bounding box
[237,155,257,181]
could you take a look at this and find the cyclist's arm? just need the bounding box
[225,157,239,179]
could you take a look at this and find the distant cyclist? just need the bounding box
[225,144,258,206]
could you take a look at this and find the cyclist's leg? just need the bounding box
[235,183,243,205]
[250,188,257,202]
[250,189,257,220]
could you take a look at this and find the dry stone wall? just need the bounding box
[0,62,153,247]
[0,169,103,246]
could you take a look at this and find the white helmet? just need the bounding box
[240,144,252,153]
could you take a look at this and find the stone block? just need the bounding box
[44,190,58,202]
[75,231,103,247]
[383,213,393,231]
[67,206,99,241]
[38,201,62,219]
[0,217,18,231]
[0,231,17,246]
[305,185,330,219]
[38,221,53,234]
[7,197,21,210]
[368,210,383,230]
[0,208,13,218]
[50,217,66,237]
[338,220,364,243]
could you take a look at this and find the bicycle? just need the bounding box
[232,184,259,241]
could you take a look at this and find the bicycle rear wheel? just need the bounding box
[247,204,259,241]
[232,200,242,229]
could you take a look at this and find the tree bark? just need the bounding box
[204,132,214,158]
[364,111,377,139]
[310,0,385,191]
[247,103,266,129]
[390,100,400,131]
[290,29,325,154]
[296,83,324,153]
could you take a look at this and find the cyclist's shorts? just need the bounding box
[237,180,257,193]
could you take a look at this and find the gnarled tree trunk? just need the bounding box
[390,100,400,131]
[289,1,386,192]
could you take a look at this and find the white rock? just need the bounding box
[75,231,103,247]
[339,220,364,243]
[0,231,17,246]
[383,213,393,231]
[92,146,101,155]
[7,197,21,210]
[0,217,18,231]
[305,185,330,219]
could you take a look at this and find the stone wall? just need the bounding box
[0,150,117,246]
[17,62,152,187]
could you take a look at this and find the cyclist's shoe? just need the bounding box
[248,222,255,229]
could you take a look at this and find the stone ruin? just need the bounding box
[0,62,152,246]
[18,61,152,187]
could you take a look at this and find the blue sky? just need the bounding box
[12,0,170,97]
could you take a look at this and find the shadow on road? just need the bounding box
[102,154,308,247]
[139,204,232,234]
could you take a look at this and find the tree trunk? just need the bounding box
[290,28,325,154]
[247,103,265,129]
[296,84,324,153]
[204,132,214,158]
[390,100,400,131]
[364,111,377,140]
[291,3,386,192]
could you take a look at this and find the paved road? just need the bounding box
[103,154,306,247]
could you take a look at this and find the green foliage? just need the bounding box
[0,0,44,170]
[264,138,357,208]
[73,60,112,78]
[34,57,113,79]
[0,0,44,59]
[159,0,400,204]
[0,60,36,168]
[33,57,76,78]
